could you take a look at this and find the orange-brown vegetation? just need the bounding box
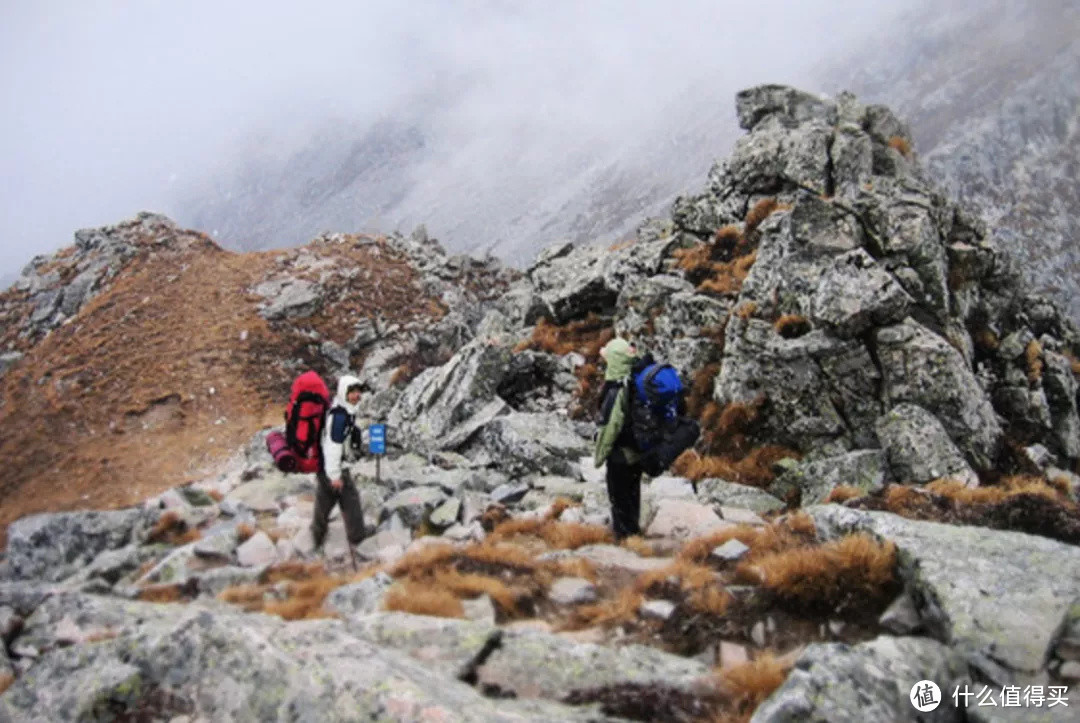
[1063,350,1080,376]
[514,313,613,357]
[888,136,912,158]
[570,587,644,629]
[383,580,465,618]
[773,314,810,339]
[218,560,382,620]
[744,199,790,234]
[487,517,614,550]
[635,559,733,616]
[677,515,817,567]
[738,534,898,613]
[733,302,757,320]
[672,224,758,297]
[1025,340,1043,383]
[674,446,800,487]
[687,363,721,419]
[205,489,224,502]
[235,522,256,544]
[621,535,656,557]
[0,674,13,696]
[137,583,191,603]
[973,328,1000,353]
[146,510,201,545]
[715,653,791,720]
[824,485,865,504]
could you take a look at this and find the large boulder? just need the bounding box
[714,320,881,453]
[769,450,889,505]
[1,596,609,722]
[387,338,512,451]
[875,404,979,486]
[875,319,1002,469]
[735,84,838,132]
[752,636,967,722]
[809,506,1080,675]
[473,412,590,477]
[4,509,148,583]
[810,249,913,338]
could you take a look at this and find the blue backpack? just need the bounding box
[627,362,700,476]
[628,363,683,452]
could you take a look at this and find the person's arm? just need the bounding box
[323,410,349,488]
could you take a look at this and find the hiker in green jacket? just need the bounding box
[593,338,647,540]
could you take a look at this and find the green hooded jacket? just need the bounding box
[593,339,641,468]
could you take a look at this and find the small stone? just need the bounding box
[462,595,497,624]
[719,507,766,526]
[0,607,24,644]
[490,482,531,505]
[639,599,676,620]
[828,620,846,636]
[751,621,767,647]
[237,532,278,567]
[878,591,921,635]
[710,539,751,562]
[1059,661,1080,681]
[549,577,598,606]
[719,641,750,667]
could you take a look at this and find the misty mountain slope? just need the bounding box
[834,0,1080,318]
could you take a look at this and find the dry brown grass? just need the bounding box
[514,313,613,358]
[716,653,791,719]
[973,328,1000,353]
[488,516,613,550]
[673,446,800,487]
[678,515,816,566]
[432,568,522,612]
[733,302,757,321]
[608,239,636,252]
[824,485,865,504]
[1063,350,1080,376]
[888,136,912,158]
[147,510,183,543]
[688,363,721,419]
[263,575,346,620]
[218,562,381,620]
[570,587,644,629]
[235,522,256,544]
[737,534,897,613]
[621,535,655,557]
[773,315,810,339]
[0,674,14,696]
[672,225,758,297]
[925,476,1066,505]
[384,580,465,618]
[136,582,189,603]
[1026,340,1043,383]
[635,559,734,616]
[206,488,224,502]
[175,528,202,544]
[745,199,789,234]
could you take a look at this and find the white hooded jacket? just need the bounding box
[321,374,362,481]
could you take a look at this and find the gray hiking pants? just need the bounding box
[311,468,366,547]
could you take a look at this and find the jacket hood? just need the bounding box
[601,338,636,381]
[333,374,363,415]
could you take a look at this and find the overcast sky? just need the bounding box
[0,1,917,278]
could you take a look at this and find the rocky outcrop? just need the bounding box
[810,505,1080,676]
[752,636,967,722]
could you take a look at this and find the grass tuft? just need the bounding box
[773,315,810,339]
[716,653,791,718]
[1026,340,1043,384]
[383,580,465,618]
[888,136,912,158]
[824,485,865,504]
[737,533,897,613]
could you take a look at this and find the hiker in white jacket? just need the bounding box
[310,374,367,550]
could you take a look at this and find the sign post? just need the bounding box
[368,423,386,487]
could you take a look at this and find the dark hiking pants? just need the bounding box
[605,448,643,540]
[311,468,366,548]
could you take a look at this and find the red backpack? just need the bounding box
[266,371,330,473]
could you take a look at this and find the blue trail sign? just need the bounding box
[368,424,386,455]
